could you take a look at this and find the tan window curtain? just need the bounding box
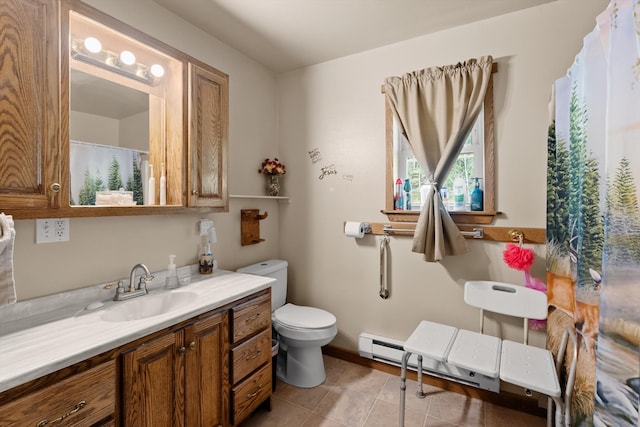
[384,56,493,262]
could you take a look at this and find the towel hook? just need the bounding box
[508,229,524,245]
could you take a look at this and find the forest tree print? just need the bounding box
[546,0,639,425]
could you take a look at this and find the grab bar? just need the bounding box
[379,236,390,299]
[382,225,484,239]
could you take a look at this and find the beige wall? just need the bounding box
[13,0,281,300]
[276,0,609,353]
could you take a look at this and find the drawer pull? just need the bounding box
[245,313,261,323]
[247,385,262,398]
[36,400,86,426]
[245,350,261,360]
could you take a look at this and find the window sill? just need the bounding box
[381,209,499,225]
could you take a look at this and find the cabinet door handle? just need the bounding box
[36,400,86,426]
[178,346,187,355]
[247,384,262,398]
[188,341,196,350]
[50,183,61,193]
[191,190,199,196]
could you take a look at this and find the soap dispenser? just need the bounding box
[165,254,179,289]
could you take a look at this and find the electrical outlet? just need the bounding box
[199,219,214,236]
[36,218,70,243]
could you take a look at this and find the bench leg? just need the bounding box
[550,396,564,427]
[416,355,426,398]
[399,351,410,427]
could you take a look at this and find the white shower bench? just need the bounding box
[398,281,577,427]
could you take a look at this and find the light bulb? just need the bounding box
[150,64,165,78]
[119,50,136,65]
[83,37,102,53]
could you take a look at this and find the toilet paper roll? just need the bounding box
[345,221,366,238]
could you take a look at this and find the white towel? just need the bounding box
[0,213,16,304]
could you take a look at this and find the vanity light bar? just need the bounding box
[71,37,164,87]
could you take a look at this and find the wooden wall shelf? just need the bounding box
[230,195,290,203]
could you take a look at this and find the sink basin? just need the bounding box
[102,291,197,322]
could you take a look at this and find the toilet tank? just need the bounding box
[236,259,288,311]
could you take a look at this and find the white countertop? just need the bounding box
[0,270,274,393]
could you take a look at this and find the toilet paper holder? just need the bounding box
[344,221,372,238]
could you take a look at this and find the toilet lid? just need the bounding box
[274,303,336,329]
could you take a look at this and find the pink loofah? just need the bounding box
[502,243,535,271]
[502,243,547,330]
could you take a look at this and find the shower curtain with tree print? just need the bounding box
[546,0,639,425]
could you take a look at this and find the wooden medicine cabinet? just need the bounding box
[0,0,229,219]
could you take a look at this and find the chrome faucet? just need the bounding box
[113,263,154,301]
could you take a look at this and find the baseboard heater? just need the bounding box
[358,332,500,393]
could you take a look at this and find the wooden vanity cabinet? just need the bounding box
[0,289,271,427]
[229,292,272,426]
[0,360,117,426]
[122,311,225,427]
[0,0,62,211]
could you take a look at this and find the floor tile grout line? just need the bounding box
[361,392,380,427]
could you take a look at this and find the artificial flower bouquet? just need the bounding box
[258,158,286,175]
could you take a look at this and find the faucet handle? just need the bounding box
[138,274,154,291]
[113,280,126,300]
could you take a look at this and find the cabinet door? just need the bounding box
[122,331,184,427]
[184,312,225,427]
[188,62,229,209]
[0,0,61,209]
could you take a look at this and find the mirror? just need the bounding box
[70,70,150,206]
[67,8,184,208]
[70,69,149,151]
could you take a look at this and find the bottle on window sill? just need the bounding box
[470,177,484,211]
[404,179,412,210]
[440,186,449,210]
[453,176,465,211]
[394,178,404,210]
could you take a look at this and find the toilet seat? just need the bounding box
[273,303,336,330]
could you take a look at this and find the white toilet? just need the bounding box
[237,259,337,388]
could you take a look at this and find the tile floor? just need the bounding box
[239,355,546,427]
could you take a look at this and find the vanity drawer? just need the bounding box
[232,293,271,343]
[231,363,271,425]
[0,360,116,427]
[232,328,272,383]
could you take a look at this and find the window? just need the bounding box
[384,73,496,224]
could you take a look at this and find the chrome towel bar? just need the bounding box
[382,225,484,239]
